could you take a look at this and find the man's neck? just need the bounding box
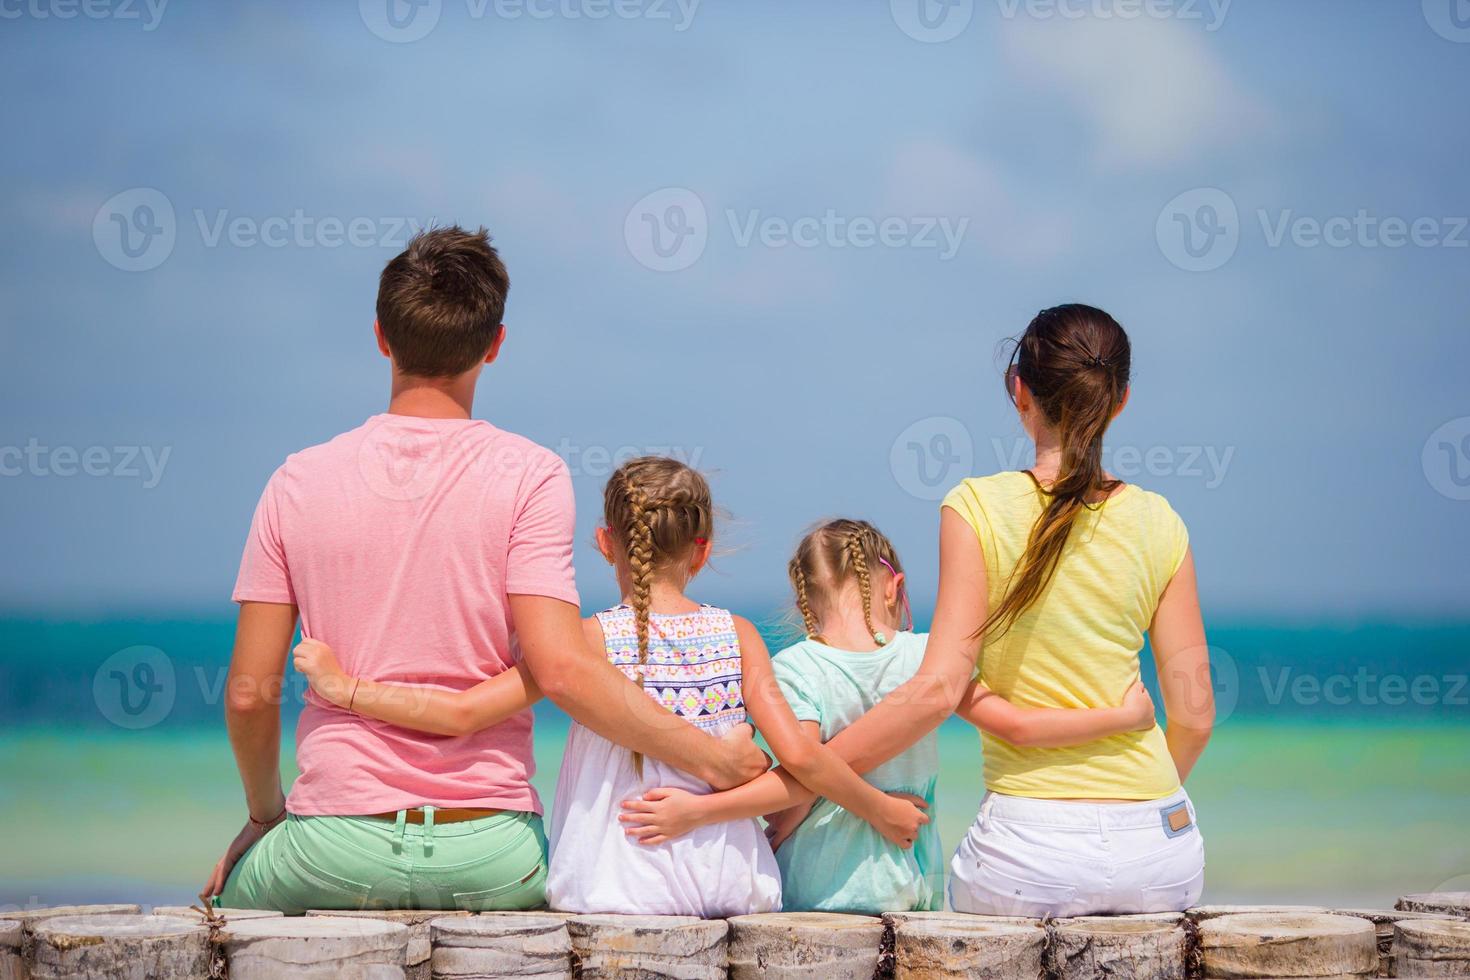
[386,372,478,419]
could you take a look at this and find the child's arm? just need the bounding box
[725,618,928,848]
[292,638,541,737]
[620,726,824,845]
[956,679,1156,748]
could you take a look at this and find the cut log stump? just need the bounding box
[881,910,1041,929]
[1393,918,1470,977]
[7,905,141,935]
[220,915,410,979]
[28,913,209,980]
[891,916,1045,980]
[309,908,471,980]
[727,912,883,980]
[151,905,282,922]
[0,920,21,980]
[1048,916,1190,980]
[1328,909,1455,977]
[566,914,727,980]
[1199,911,1378,978]
[1188,905,1327,922]
[430,912,571,980]
[1398,895,1470,919]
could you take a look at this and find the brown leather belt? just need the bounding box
[367,808,503,824]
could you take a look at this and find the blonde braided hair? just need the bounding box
[787,519,906,648]
[603,457,714,777]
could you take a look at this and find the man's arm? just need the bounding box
[510,594,768,791]
[203,600,296,897]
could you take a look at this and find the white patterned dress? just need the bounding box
[544,604,782,915]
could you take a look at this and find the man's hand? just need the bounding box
[706,722,771,791]
[200,811,282,901]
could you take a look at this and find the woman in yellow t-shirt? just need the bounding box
[820,304,1214,917]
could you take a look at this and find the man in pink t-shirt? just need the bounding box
[203,227,767,912]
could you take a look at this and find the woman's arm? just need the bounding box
[956,679,1156,747]
[1149,549,1213,782]
[736,617,929,848]
[822,508,988,774]
[293,637,541,737]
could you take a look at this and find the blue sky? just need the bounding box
[1,0,1467,618]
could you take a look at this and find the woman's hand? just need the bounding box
[292,638,354,708]
[200,808,284,901]
[618,788,708,846]
[1122,680,1157,731]
[764,799,816,851]
[873,792,930,849]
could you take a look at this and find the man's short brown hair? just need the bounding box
[376,226,509,378]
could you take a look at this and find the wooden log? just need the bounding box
[566,914,727,980]
[309,908,472,980]
[727,912,882,980]
[29,913,209,980]
[1327,909,1454,977]
[430,912,571,980]
[151,905,282,922]
[891,916,1045,980]
[0,920,22,980]
[1398,894,1470,919]
[7,905,141,935]
[1047,916,1189,980]
[1393,918,1470,977]
[1188,905,1327,922]
[1198,911,1377,978]
[220,915,410,979]
[881,910,1041,930]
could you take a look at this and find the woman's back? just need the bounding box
[944,471,1189,800]
[545,604,781,916]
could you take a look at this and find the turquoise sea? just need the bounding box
[1,616,1466,911]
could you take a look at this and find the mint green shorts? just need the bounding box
[218,809,547,914]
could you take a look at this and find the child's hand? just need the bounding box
[292,638,354,708]
[1122,680,1156,731]
[763,799,816,851]
[618,788,706,846]
[874,792,929,850]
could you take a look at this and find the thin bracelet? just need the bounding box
[248,804,286,832]
[348,677,361,713]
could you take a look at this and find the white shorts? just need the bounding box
[948,789,1205,918]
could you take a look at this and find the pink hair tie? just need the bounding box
[877,556,914,633]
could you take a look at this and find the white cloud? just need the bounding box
[1001,15,1276,169]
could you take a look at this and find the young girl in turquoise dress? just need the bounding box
[620,518,1155,913]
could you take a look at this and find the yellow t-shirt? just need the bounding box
[942,471,1190,800]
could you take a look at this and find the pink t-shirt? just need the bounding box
[233,414,578,816]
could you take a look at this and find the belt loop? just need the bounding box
[423,805,436,857]
[392,809,406,855]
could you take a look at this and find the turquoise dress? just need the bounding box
[771,632,943,913]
